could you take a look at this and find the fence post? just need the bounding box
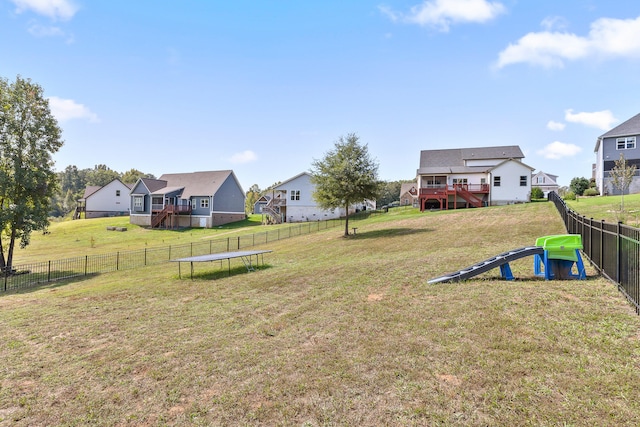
[589,218,593,261]
[600,219,605,271]
[617,221,622,284]
[117,252,120,271]
[85,255,88,276]
[237,236,240,250]
[144,248,147,266]
[48,260,51,282]
[191,242,193,257]
[169,245,171,260]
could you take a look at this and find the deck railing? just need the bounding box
[420,184,489,196]
[152,204,192,213]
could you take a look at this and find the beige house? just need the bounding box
[399,182,419,207]
[531,171,559,197]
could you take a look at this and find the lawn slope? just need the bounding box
[1,202,640,426]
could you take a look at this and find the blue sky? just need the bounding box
[2,0,640,189]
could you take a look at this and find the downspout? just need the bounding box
[487,171,492,206]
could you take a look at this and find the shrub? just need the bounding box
[570,177,590,196]
[583,188,600,196]
[530,187,544,199]
[563,191,576,201]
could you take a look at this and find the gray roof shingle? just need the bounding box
[158,170,234,199]
[599,113,640,139]
[418,145,524,172]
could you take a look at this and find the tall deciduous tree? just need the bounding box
[310,133,381,237]
[569,177,590,196]
[121,168,155,184]
[610,152,637,212]
[245,184,261,215]
[0,76,63,273]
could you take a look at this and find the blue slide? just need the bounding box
[428,246,545,284]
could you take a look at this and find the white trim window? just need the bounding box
[617,137,636,150]
[133,196,143,209]
[493,176,501,187]
[520,176,528,187]
[290,190,300,201]
[200,198,209,209]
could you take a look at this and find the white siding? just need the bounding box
[490,161,532,205]
[447,173,488,186]
[595,142,604,194]
[274,173,344,222]
[465,159,502,167]
[86,180,131,213]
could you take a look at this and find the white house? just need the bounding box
[416,145,535,210]
[262,172,374,223]
[77,178,132,219]
[262,172,341,223]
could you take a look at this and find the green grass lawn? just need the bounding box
[15,214,287,264]
[565,193,640,226]
[2,203,640,425]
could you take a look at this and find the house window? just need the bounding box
[200,198,209,209]
[290,190,300,201]
[520,176,527,186]
[617,137,636,150]
[134,196,143,209]
[537,177,545,184]
[493,176,501,187]
[116,190,121,196]
[452,178,467,185]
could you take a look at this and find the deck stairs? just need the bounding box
[455,186,484,208]
[152,206,170,228]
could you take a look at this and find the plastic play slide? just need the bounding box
[428,234,586,284]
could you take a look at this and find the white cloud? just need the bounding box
[380,0,505,32]
[229,150,257,164]
[564,109,618,130]
[47,96,99,123]
[540,16,568,32]
[547,120,565,131]
[10,0,79,21]
[496,15,640,68]
[27,23,64,37]
[537,141,582,160]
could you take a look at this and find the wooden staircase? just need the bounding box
[263,199,283,224]
[454,186,484,208]
[151,206,171,228]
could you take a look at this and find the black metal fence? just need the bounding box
[549,191,640,313]
[2,216,367,293]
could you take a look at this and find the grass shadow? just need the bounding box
[348,228,433,239]
[0,272,101,295]
[176,264,273,281]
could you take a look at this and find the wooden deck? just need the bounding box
[419,184,489,210]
